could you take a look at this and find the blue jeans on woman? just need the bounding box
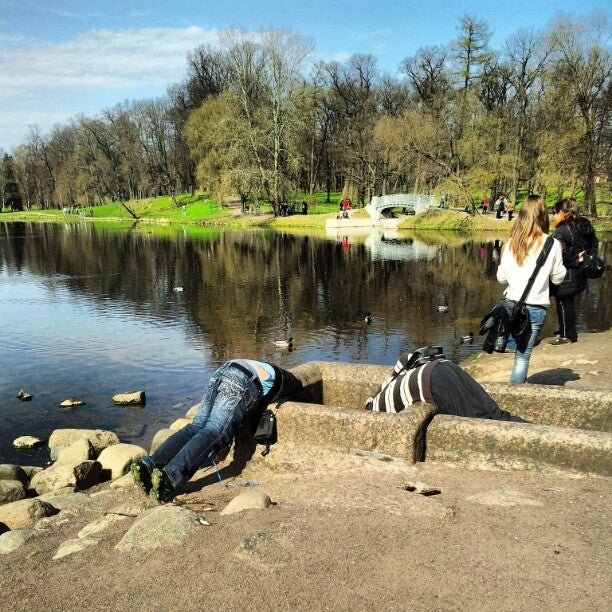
[145,362,263,489]
[510,305,547,384]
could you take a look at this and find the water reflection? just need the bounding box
[0,222,609,464]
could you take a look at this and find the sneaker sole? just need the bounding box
[132,462,152,495]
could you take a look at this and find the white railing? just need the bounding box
[366,194,439,220]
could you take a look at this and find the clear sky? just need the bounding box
[0,0,609,151]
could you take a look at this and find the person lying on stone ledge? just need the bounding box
[365,347,527,422]
[132,359,311,504]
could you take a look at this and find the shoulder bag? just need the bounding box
[480,236,554,353]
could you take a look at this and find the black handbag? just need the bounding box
[582,254,605,279]
[254,409,277,456]
[480,236,554,353]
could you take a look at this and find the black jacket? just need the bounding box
[553,218,598,270]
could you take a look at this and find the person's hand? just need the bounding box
[578,250,585,263]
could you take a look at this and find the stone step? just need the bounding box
[281,361,612,476]
[295,361,612,432]
[276,401,612,477]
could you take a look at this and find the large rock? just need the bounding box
[150,429,174,454]
[220,491,272,515]
[115,505,203,551]
[185,404,199,418]
[0,529,37,555]
[97,444,146,480]
[0,464,28,485]
[112,391,146,406]
[78,514,129,539]
[30,460,102,494]
[0,480,26,506]
[73,461,103,490]
[55,438,95,465]
[170,418,192,431]
[48,429,119,461]
[37,489,96,512]
[0,498,58,529]
[12,436,44,449]
[53,537,100,560]
[30,464,76,494]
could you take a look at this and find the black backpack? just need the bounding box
[254,409,278,456]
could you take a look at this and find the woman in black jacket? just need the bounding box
[549,198,598,344]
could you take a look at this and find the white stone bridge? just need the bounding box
[365,194,439,221]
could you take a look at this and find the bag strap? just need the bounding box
[516,236,554,308]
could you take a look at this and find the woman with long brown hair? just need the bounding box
[496,195,566,383]
[549,198,598,344]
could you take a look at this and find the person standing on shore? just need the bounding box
[549,198,598,345]
[496,195,566,384]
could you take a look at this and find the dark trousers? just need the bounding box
[555,296,577,342]
[429,361,525,422]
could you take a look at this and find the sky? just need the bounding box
[0,0,610,151]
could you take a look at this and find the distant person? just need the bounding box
[506,199,515,221]
[365,347,526,422]
[301,200,308,215]
[496,195,566,383]
[481,196,489,215]
[549,198,598,345]
[494,196,504,219]
[132,359,310,503]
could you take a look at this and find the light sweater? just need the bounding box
[497,236,566,306]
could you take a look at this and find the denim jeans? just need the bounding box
[147,362,262,488]
[510,305,547,384]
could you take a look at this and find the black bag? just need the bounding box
[480,299,531,353]
[480,236,554,353]
[254,409,277,456]
[581,254,605,279]
[554,267,587,298]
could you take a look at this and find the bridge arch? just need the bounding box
[365,194,439,221]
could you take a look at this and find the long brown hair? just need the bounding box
[508,194,549,265]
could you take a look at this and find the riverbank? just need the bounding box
[1,331,610,609]
[3,206,611,234]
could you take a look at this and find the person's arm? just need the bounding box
[549,239,567,285]
[496,245,509,284]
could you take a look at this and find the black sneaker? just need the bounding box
[131,459,153,495]
[151,468,175,504]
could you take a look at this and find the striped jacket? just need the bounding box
[364,357,447,413]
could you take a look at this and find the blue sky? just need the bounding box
[0,0,609,151]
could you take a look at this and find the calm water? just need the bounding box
[1,221,609,464]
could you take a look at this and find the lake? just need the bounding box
[1,221,609,465]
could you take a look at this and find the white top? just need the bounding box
[497,236,566,306]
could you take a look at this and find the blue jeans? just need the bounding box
[510,305,547,384]
[146,362,262,488]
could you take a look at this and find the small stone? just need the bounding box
[16,390,33,401]
[112,391,146,406]
[150,429,173,454]
[170,418,192,431]
[185,404,199,418]
[59,397,85,409]
[220,491,272,515]
[97,443,146,480]
[12,436,44,449]
[404,481,441,496]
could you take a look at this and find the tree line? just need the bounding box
[0,14,609,216]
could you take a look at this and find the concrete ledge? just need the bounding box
[481,383,612,432]
[277,401,436,463]
[426,416,612,476]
